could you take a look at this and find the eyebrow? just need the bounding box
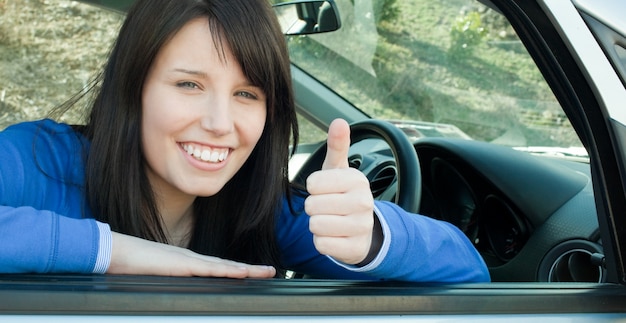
[170,68,208,78]
[170,67,260,90]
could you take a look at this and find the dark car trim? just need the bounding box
[1,275,626,315]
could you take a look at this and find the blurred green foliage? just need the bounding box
[449,11,487,59]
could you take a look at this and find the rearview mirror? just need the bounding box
[273,0,341,35]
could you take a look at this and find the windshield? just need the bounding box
[283,0,586,161]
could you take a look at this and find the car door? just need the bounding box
[1,0,626,321]
[517,0,626,284]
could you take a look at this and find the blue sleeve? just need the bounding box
[0,120,110,273]
[277,194,490,283]
[0,205,106,273]
[351,201,489,282]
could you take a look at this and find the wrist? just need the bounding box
[355,212,383,267]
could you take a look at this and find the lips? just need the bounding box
[181,143,229,163]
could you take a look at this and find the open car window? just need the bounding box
[0,0,599,282]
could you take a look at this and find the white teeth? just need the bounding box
[200,150,211,161]
[182,144,228,163]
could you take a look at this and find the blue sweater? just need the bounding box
[0,119,489,282]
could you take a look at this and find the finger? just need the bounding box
[313,235,370,265]
[306,167,368,195]
[186,253,276,278]
[244,265,276,278]
[308,214,373,237]
[225,264,275,279]
[212,260,276,279]
[185,262,249,278]
[305,191,373,216]
[321,118,351,170]
[190,262,275,279]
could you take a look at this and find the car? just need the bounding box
[1,0,626,321]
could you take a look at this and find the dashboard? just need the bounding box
[340,137,603,283]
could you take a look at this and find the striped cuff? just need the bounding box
[93,221,112,274]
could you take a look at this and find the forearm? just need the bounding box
[0,205,101,273]
[362,201,490,283]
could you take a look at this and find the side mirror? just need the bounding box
[273,0,341,35]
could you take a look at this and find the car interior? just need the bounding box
[1,0,626,317]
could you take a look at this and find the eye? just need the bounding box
[235,90,259,100]
[176,81,200,89]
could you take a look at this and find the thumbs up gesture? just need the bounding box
[305,119,375,265]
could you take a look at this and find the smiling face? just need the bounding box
[141,18,267,203]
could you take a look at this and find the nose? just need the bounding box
[200,95,234,136]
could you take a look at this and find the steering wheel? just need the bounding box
[292,119,422,213]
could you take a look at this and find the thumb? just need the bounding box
[322,119,351,170]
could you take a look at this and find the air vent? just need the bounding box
[348,154,362,169]
[369,165,396,199]
[538,240,605,283]
[548,249,604,283]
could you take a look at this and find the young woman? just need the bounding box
[0,0,489,282]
